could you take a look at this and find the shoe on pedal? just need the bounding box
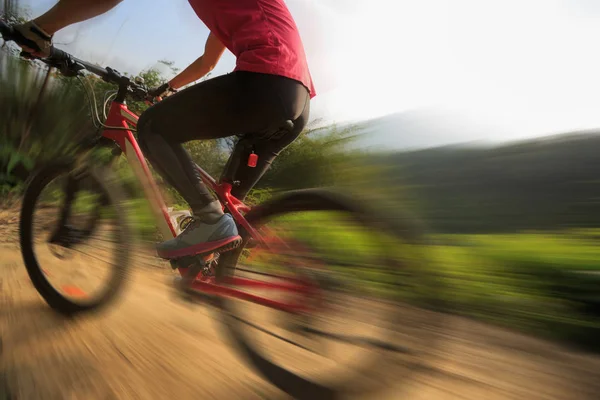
[157,213,241,259]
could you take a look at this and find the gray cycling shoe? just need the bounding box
[157,213,242,259]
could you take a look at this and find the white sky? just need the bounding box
[314,0,600,138]
[16,0,600,144]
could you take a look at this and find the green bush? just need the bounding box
[0,48,95,189]
[429,233,600,351]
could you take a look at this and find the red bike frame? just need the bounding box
[102,99,316,314]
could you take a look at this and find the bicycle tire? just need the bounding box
[215,188,442,400]
[19,161,131,316]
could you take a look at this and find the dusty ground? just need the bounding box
[1,213,600,399]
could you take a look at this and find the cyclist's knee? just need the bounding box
[136,111,154,150]
[137,110,150,136]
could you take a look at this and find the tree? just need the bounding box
[1,0,30,24]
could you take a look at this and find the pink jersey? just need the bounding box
[188,0,316,98]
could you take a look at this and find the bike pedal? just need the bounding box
[170,256,194,270]
[169,253,214,270]
[198,238,243,258]
[202,252,216,263]
[217,237,243,253]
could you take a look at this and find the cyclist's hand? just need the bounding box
[13,21,53,58]
[148,82,177,99]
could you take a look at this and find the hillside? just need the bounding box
[370,130,600,233]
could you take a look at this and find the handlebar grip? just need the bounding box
[1,19,114,83]
[0,20,45,55]
[0,20,12,39]
[47,47,71,62]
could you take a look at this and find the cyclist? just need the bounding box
[12,0,315,259]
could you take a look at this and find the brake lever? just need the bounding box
[128,85,149,102]
[60,60,85,77]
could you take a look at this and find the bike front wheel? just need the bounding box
[19,161,131,316]
[216,189,444,400]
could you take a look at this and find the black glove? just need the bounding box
[148,82,177,98]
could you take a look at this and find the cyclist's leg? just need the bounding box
[137,71,309,257]
[137,118,223,222]
[228,97,310,201]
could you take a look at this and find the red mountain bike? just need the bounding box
[1,21,442,400]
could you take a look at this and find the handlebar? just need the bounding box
[0,19,151,102]
[0,19,108,75]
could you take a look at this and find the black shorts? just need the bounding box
[137,71,310,211]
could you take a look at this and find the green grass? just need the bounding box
[454,232,600,271]
[241,212,600,351]
[429,233,600,351]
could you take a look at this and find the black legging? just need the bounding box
[137,71,310,221]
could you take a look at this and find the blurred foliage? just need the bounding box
[430,232,600,351]
[0,45,229,204]
[1,0,30,25]
[0,48,95,198]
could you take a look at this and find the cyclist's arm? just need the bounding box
[168,32,226,89]
[34,0,123,35]
[13,0,123,57]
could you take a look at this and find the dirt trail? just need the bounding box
[1,241,600,400]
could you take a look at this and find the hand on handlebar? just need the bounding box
[12,21,53,58]
[1,19,168,103]
[148,82,177,99]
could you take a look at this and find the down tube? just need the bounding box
[122,131,177,239]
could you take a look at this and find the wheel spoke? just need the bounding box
[299,326,413,354]
[227,313,321,355]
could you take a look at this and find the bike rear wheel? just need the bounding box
[19,161,131,316]
[216,189,444,400]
